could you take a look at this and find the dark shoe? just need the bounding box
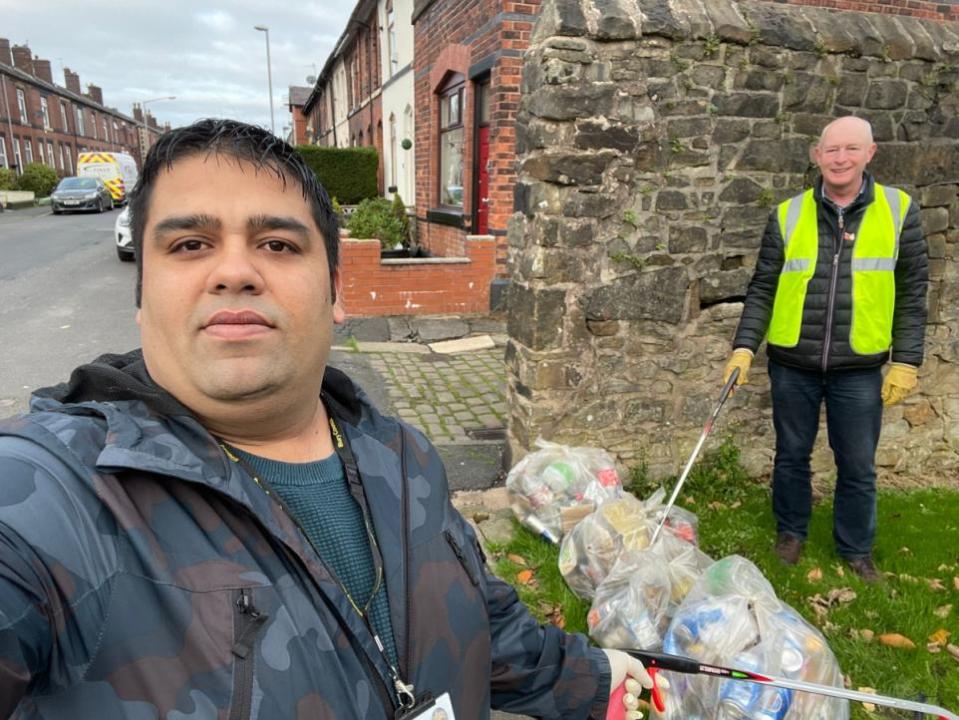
[846,555,882,584]
[774,532,803,565]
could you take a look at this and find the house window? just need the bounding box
[16,89,28,124]
[438,76,465,207]
[12,138,22,172]
[0,136,7,168]
[23,138,33,165]
[38,140,45,165]
[40,97,51,130]
[58,142,64,170]
[47,141,55,168]
[76,107,85,136]
[387,2,398,77]
[91,111,98,139]
[63,145,72,173]
[60,100,69,131]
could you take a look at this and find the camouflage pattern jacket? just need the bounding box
[0,351,611,719]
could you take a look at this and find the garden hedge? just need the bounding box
[297,145,378,205]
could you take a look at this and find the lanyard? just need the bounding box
[217,400,415,710]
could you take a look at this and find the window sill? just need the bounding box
[427,208,465,228]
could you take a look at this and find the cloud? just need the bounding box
[1,1,353,133]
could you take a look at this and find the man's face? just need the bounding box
[813,118,877,198]
[137,153,344,411]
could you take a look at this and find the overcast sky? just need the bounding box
[2,1,353,134]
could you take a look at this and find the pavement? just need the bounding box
[331,315,530,720]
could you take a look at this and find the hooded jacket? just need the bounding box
[733,173,928,371]
[0,351,611,719]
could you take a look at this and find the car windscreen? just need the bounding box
[57,178,98,190]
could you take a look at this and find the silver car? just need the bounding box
[51,176,114,214]
[115,206,133,261]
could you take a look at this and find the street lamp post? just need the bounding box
[254,25,275,134]
[137,96,175,162]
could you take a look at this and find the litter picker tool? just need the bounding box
[650,367,739,545]
[625,648,959,720]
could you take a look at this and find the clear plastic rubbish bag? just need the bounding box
[507,439,622,540]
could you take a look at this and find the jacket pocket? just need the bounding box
[443,529,481,587]
[230,587,269,720]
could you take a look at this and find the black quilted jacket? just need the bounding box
[733,173,928,371]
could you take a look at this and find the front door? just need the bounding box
[476,124,490,235]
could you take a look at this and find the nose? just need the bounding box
[206,241,265,295]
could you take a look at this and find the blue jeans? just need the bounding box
[768,359,883,558]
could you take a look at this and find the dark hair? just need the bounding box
[129,118,339,306]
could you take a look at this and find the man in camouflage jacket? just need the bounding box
[0,120,650,719]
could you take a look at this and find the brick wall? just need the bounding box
[751,0,959,21]
[339,236,498,316]
[412,0,541,276]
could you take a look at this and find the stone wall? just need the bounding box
[506,0,959,485]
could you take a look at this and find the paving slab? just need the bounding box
[412,317,471,342]
[428,335,497,354]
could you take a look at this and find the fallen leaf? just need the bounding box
[807,567,823,583]
[926,577,947,592]
[898,573,919,584]
[936,563,953,572]
[684,495,696,505]
[954,576,959,591]
[823,621,839,634]
[516,569,534,585]
[858,686,877,713]
[730,501,742,509]
[878,633,916,650]
[898,546,912,555]
[929,628,951,646]
[860,629,875,643]
[934,604,953,619]
[927,643,942,654]
[827,587,857,605]
[507,553,528,567]
[548,605,566,629]
[864,610,878,620]
[708,501,727,511]
[834,564,845,578]
[947,644,959,662]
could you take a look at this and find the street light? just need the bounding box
[254,25,275,134]
[136,96,175,162]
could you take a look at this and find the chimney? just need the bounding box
[87,84,103,106]
[11,44,33,75]
[64,67,81,94]
[0,39,12,67]
[33,57,53,84]
[132,103,144,123]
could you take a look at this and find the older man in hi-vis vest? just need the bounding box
[724,116,928,583]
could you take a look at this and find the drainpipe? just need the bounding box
[1,71,15,166]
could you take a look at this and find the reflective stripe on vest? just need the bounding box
[767,184,909,354]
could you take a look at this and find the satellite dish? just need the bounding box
[306,75,316,85]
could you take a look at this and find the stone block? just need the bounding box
[835,74,868,107]
[868,14,915,61]
[563,189,621,219]
[921,185,958,208]
[903,400,937,428]
[719,177,763,204]
[698,268,751,304]
[921,207,950,235]
[715,92,780,118]
[739,2,817,52]
[574,120,640,153]
[522,152,614,186]
[734,69,784,92]
[507,283,568,351]
[791,113,833,138]
[927,234,946,260]
[736,138,811,174]
[638,0,689,40]
[656,190,689,211]
[712,119,751,144]
[722,228,761,250]
[585,265,689,323]
[690,65,725,89]
[593,0,639,40]
[783,73,833,113]
[533,0,589,41]
[667,117,712,138]
[865,80,909,110]
[527,83,617,121]
[703,0,753,44]
[723,205,772,229]
[669,226,708,254]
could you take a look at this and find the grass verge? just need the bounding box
[490,440,959,719]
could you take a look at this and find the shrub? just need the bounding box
[296,145,378,205]
[16,163,59,197]
[0,167,16,191]
[391,192,411,244]
[347,197,408,249]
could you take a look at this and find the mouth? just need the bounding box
[202,310,275,339]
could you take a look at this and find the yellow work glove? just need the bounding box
[881,363,918,406]
[724,349,753,386]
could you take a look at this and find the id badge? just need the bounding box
[394,692,456,720]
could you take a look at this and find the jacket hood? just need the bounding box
[31,348,363,425]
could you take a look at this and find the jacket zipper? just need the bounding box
[230,588,268,720]
[822,208,843,372]
[401,429,414,689]
[444,530,480,586]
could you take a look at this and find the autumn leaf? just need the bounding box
[927,642,942,654]
[934,604,953,619]
[860,629,875,643]
[947,644,959,662]
[878,633,916,650]
[858,686,877,713]
[926,577,946,592]
[954,576,959,591]
[928,628,951,646]
[834,564,845,578]
[827,587,857,605]
[507,553,528,567]
[516,569,535,585]
[708,501,727,511]
[898,546,912,555]
[730,501,742,509]
[807,567,823,583]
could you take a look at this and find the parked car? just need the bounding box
[51,176,114,214]
[115,206,133,261]
[77,151,139,206]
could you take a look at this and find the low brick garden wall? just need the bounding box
[339,236,498,316]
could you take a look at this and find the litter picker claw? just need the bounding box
[624,648,959,720]
[650,366,739,545]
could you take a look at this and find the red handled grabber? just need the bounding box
[624,649,959,720]
[650,366,739,545]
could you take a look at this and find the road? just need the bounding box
[0,206,139,415]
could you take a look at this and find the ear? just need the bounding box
[135,308,142,326]
[865,142,877,164]
[332,270,346,325]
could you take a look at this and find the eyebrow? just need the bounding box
[152,213,223,238]
[247,214,313,243]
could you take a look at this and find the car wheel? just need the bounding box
[97,198,104,213]
[116,246,134,262]
[109,197,116,210]
[52,207,61,215]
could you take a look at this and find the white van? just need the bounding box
[77,151,139,205]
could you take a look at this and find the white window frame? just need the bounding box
[91,111,98,140]
[60,100,69,131]
[47,141,55,168]
[103,118,109,143]
[0,136,7,169]
[37,140,45,165]
[63,145,72,173]
[387,2,398,78]
[76,107,85,136]
[40,97,51,130]
[23,138,33,165]
[16,89,28,124]
[12,138,22,172]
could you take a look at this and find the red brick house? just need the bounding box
[287,86,312,146]
[0,39,165,176]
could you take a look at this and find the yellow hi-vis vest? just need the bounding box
[767,184,910,354]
